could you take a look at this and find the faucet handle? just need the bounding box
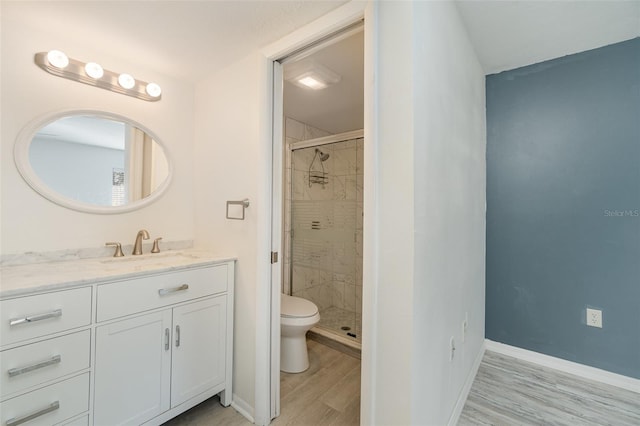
[151,237,163,254]
[105,242,124,257]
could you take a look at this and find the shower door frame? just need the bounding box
[286,131,364,341]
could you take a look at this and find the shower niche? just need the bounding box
[284,131,363,345]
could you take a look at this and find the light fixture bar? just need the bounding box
[34,51,161,102]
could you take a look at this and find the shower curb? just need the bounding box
[308,329,361,360]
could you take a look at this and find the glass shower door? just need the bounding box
[290,137,361,342]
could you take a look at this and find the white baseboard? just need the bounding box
[231,394,255,424]
[447,342,486,426]
[485,339,640,394]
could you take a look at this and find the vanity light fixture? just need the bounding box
[35,50,162,102]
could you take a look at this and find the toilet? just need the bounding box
[280,294,320,373]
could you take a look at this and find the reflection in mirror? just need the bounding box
[28,115,169,207]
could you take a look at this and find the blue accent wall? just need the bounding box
[485,38,640,379]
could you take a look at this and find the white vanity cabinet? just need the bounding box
[0,288,92,426]
[0,254,234,426]
[93,295,228,425]
[93,263,234,426]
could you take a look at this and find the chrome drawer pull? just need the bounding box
[9,309,62,327]
[175,325,181,347]
[158,284,189,296]
[6,401,60,426]
[165,328,170,351]
[8,355,61,377]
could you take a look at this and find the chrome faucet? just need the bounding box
[132,229,150,255]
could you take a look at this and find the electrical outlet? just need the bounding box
[586,308,603,328]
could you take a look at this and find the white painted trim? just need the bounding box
[231,394,255,424]
[269,60,284,421]
[289,129,364,151]
[262,2,367,61]
[359,3,377,425]
[254,54,275,426]
[485,340,640,394]
[447,343,486,426]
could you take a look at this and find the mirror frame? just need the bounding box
[14,109,174,214]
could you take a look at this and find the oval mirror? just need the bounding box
[14,111,172,214]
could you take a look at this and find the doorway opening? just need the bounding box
[271,20,364,424]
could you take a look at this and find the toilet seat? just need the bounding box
[281,294,318,318]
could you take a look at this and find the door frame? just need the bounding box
[257,2,372,424]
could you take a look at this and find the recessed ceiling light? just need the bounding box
[285,60,341,91]
[297,76,327,90]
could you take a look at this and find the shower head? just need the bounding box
[316,148,330,161]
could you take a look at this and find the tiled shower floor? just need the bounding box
[317,306,362,343]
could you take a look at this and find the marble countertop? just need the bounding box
[0,249,236,299]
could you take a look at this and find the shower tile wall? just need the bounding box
[285,121,364,340]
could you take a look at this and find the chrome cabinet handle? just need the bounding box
[6,401,60,426]
[165,328,170,351]
[175,325,181,347]
[158,284,189,296]
[8,355,61,377]
[9,309,62,326]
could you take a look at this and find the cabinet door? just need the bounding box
[94,311,172,426]
[171,296,227,407]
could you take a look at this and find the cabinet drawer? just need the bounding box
[0,373,89,426]
[1,330,90,399]
[0,287,92,347]
[97,265,227,322]
[62,415,88,426]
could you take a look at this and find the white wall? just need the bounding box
[410,2,486,424]
[0,15,195,255]
[368,1,416,423]
[192,3,486,424]
[370,2,486,424]
[193,52,271,418]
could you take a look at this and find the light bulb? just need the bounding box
[47,50,69,69]
[118,73,136,89]
[84,62,104,79]
[145,83,162,98]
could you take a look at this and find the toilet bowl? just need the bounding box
[280,294,320,373]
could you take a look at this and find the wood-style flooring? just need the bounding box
[164,339,360,426]
[459,350,640,426]
[166,343,639,426]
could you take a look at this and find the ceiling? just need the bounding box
[1,1,348,83]
[3,1,638,134]
[283,29,364,134]
[456,0,640,75]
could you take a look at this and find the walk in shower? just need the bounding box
[283,130,363,345]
